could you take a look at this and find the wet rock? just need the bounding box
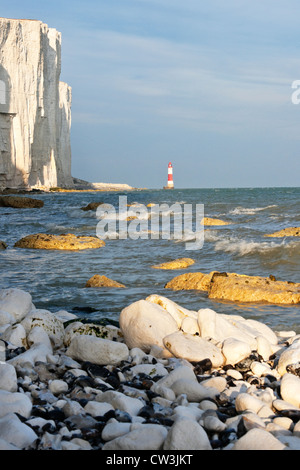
[85,275,125,288]
[165,270,300,305]
[151,258,195,270]
[0,196,44,208]
[81,202,104,211]
[14,233,105,250]
[201,217,231,226]
[265,227,300,238]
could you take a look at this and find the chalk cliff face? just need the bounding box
[0,18,73,189]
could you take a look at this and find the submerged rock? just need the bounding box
[0,196,44,208]
[14,233,105,250]
[151,258,195,270]
[80,202,104,211]
[0,241,7,250]
[265,227,300,238]
[201,217,231,226]
[85,275,125,288]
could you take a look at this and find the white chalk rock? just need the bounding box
[171,404,203,421]
[277,341,300,376]
[49,379,69,396]
[63,321,122,347]
[235,393,268,414]
[96,390,144,416]
[198,309,257,349]
[66,334,129,365]
[280,373,300,408]
[27,325,52,348]
[0,288,33,323]
[250,361,280,379]
[231,428,286,450]
[102,423,168,450]
[201,414,227,433]
[101,419,131,441]
[0,437,20,450]
[21,309,65,348]
[241,318,278,345]
[0,363,17,392]
[200,376,227,393]
[129,363,168,378]
[0,413,37,449]
[224,315,277,348]
[1,323,27,348]
[0,390,32,418]
[101,418,131,441]
[222,337,252,365]
[0,310,15,327]
[8,341,53,367]
[62,400,84,417]
[163,418,212,450]
[181,317,200,335]
[171,379,219,401]
[163,331,224,367]
[84,401,114,417]
[256,335,273,361]
[119,300,178,351]
[153,365,196,389]
[146,294,198,327]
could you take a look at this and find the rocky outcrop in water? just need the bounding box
[151,258,195,270]
[14,233,105,250]
[0,196,44,208]
[265,227,300,238]
[165,271,300,305]
[0,18,73,190]
[85,275,126,288]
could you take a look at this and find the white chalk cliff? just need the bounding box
[0,18,73,189]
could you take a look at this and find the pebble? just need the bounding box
[0,287,300,450]
[163,418,212,450]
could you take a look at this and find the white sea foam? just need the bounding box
[229,205,277,216]
[214,237,299,257]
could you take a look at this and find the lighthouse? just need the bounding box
[163,162,174,189]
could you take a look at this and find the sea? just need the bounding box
[1,187,299,334]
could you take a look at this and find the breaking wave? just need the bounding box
[214,236,300,257]
[229,205,277,216]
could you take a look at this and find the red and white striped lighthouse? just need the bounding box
[164,162,174,189]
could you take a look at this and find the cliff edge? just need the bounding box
[0,18,73,190]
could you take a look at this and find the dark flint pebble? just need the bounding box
[32,405,65,422]
[82,362,110,378]
[77,398,89,407]
[210,438,223,449]
[193,358,213,375]
[63,370,78,385]
[114,410,132,423]
[101,409,116,422]
[279,409,300,422]
[6,346,26,360]
[138,405,154,419]
[146,390,160,400]
[96,383,113,392]
[42,422,57,433]
[74,376,97,388]
[105,374,120,389]
[264,374,277,383]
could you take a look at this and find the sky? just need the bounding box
[1,0,300,189]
